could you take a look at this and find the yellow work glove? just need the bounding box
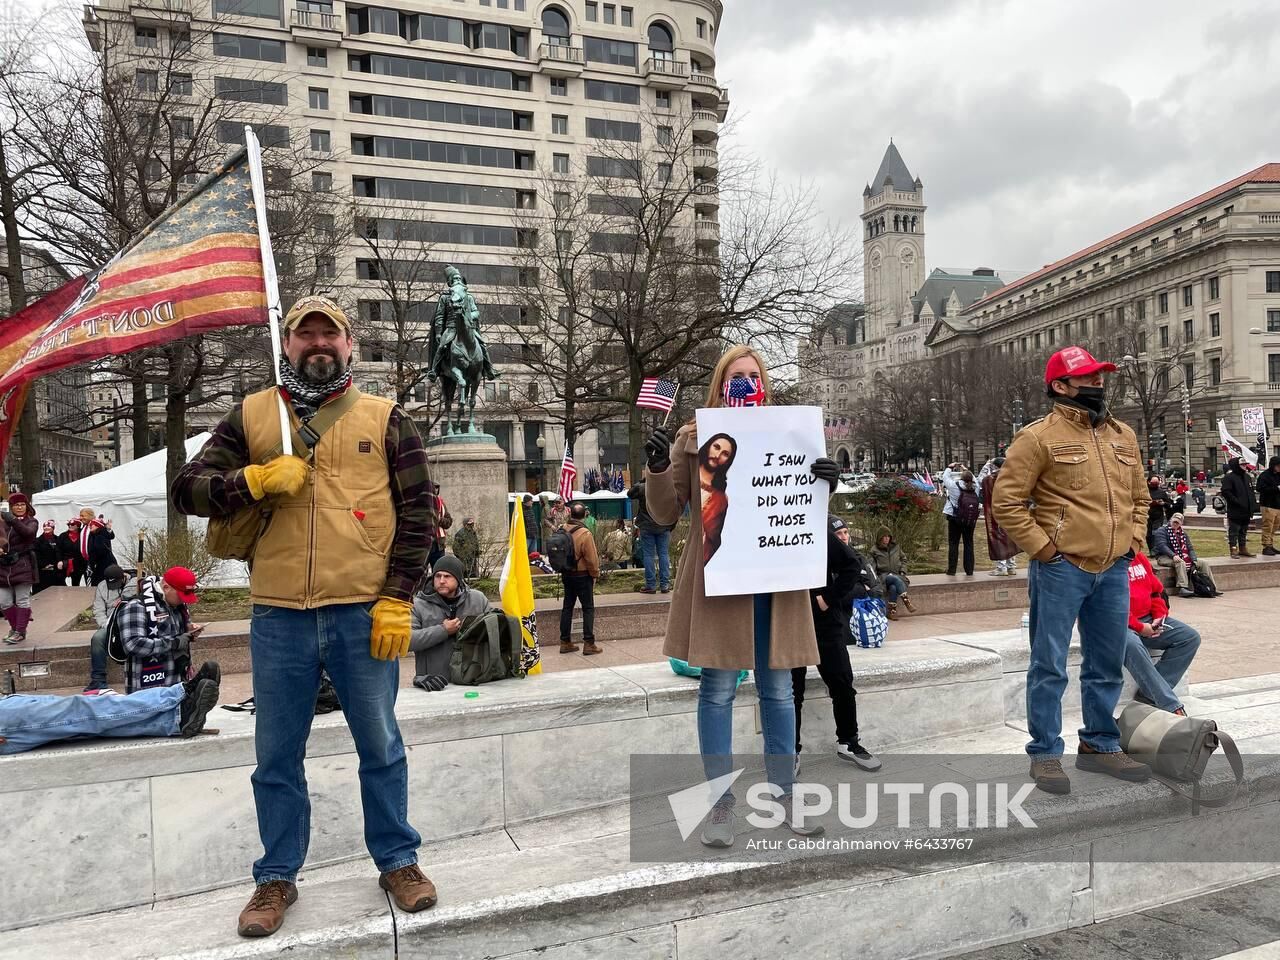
[370,597,413,661]
[244,455,309,500]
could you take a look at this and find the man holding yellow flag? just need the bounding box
[500,502,543,676]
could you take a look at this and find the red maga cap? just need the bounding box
[163,566,199,604]
[1044,346,1117,385]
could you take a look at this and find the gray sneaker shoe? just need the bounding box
[779,794,825,837]
[837,741,882,771]
[700,801,735,848]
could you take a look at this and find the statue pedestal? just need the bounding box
[425,435,509,574]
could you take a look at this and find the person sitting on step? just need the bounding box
[1150,513,1221,598]
[0,662,221,754]
[1124,552,1201,716]
[410,555,488,692]
[868,528,915,620]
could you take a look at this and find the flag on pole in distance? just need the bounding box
[499,501,542,676]
[1218,418,1259,468]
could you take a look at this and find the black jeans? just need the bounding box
[1228,518,1250,549]
[560,573,595,643]
[947,516,975,575]
[791,636,860,752]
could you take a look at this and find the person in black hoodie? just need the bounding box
[1256,456,1280,556]
[791,516,881,772]
[1222,457,1258,558]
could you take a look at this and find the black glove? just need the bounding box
[811,457,840,491]
[645,426,672,472]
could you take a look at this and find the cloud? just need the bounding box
[716,0,1280,280]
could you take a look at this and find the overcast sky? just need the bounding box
[716,0,1279,283]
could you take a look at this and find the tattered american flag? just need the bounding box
[558,444,577,500]
[636,377,679,413]
[723,375,766,407]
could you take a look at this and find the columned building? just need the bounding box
[931,162,1280,472]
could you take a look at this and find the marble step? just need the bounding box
[7,728,1280,960]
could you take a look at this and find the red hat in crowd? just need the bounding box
[1044,346,1117,385]
[163,566,199,604]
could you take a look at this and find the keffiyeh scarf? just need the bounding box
[277,357,352,414]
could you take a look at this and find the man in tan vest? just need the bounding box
[172,296,437,938]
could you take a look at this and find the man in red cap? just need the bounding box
[993,346,1153,795]
[117,565,207,695]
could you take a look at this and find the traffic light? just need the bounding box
[1158,434,1168,458]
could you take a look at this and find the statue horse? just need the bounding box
[439,307,485,435]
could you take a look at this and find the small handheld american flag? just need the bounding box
[723,376,766,407]
[636,377,679,413]
[558,444,577,500]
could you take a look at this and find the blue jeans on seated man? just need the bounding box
[87,626,110,689]
[641,530,671,590]
[698,594,795,805]
[249,602,421,885]
[1026,555,1130,758]
[1124,617,1201,713]
[882,574,907,603]
[0,684,184,755]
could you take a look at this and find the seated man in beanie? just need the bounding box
[84,563,136,694]
[2,662,222,754]
[410,555,488,691]
[1151,513,1220,598]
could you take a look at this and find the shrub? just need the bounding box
[835,478,942,559]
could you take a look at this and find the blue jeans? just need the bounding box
[1026,556,1130,757]
[0,684,183,754]
[1124,617,1201,712]
[640,530,671,590]
[88,626,110,688]
[882,574,907,602]
[697,594,796,803]
[249,603,420,884]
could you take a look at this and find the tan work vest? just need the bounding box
[242,386,396,609]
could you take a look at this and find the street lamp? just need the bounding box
[1121,354,1191,476]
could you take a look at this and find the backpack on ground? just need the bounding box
[1189,566,1217,598]
[1118,702,1244,814]
[450,610,527,685]
[546,528,576,574]
[955,487,981,525]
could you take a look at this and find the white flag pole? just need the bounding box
[244,125,293,457]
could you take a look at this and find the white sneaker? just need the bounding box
[779,794,825,837]
[837,741,883,771]
[700,802,735,848]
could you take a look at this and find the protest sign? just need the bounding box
[1242,406,1266,439]
[694,405,827,597]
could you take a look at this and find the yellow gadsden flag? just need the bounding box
[499,502,542,676]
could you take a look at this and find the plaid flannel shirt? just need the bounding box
[170,393,434,602]
[117,595,189,693]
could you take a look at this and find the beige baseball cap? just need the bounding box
[283,295,351,334]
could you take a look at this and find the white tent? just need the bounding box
[32,434,247,585]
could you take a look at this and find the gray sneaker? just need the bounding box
[779,794,825,837]
[837,741,882,771]
[700,801,735,848]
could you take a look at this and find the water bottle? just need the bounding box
[1020,612,1030,645]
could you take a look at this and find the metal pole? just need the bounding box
[1181,382,1191,478]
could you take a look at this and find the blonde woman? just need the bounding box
[643,344,840,847]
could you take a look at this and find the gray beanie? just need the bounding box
[432,554,466,583]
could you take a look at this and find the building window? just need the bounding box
[1047,326,1056,345]
[310,129,331,152]
[213,32,286,63]
[655,90,670,109]
[697,18,706,38]
[550,77,567,96]
[1033,332,1041,350]
[1135,299,1146,321]
[1182,284,1193,307]
[516,189,537,209]
[1269,309,1280,333]
[1063,321,1072,341]
[312,171,332,191]
[621,6,632,26]
[213,0,281,16]
[1183,362,1194,388]
[1208,275,1220,300]
[1211,357,1222,385]
[308,87,329,110]
[553,190,569,212]
[1271,355,1280,385]
[551,114,568,135]
[307,46,328,67]
[317,255,335,278]
[171,116,193,139]
[1158,292,1169,313]
[541,6,571,45]
[603,4,615,24]
[647,21,674,60]
[1159,325,1169,348]
[1137,330,1148,352]
[657,125,672,145]
[657,161,672,183]
[135,26,158,47]
[1079,316,1088,335]
[1183,318,1193,342]
[1267,271,1280,293]
[135,69,158,92]
[585,1,597,21]
[552,153,569,174]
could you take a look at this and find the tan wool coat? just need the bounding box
[646,423,819,671]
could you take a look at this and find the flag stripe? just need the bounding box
[82,273,266,319]
[99,244,263,292]
[99,232,262,273]
[102,261,265,306]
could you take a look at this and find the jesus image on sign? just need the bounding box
[696,405,828,596]
[698,432,737,564]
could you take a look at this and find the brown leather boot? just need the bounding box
[886,602,899,621]
[237,880,297,938]
[1231,547,1241,559]
[1076,743,1150,782]
[1029,757,1070,795]
[559,640,579,654]
[380,864,438,913]
[900,595,916,613]
[1240,545,1256,558]
[582,641,604,655]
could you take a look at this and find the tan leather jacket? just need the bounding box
[992,402,1151,573]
